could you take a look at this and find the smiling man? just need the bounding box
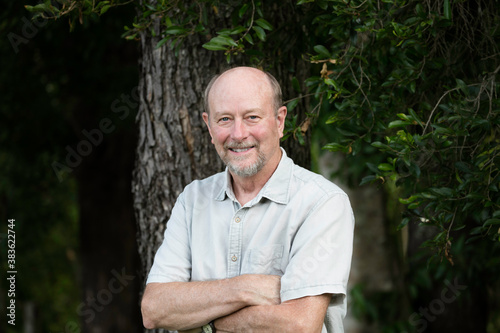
[141,67,354,332]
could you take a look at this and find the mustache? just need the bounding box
[224,141,259,150]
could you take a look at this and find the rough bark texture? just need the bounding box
[133,29,226,286]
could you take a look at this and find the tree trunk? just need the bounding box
[132,6,227,289]
[78,130,142,333]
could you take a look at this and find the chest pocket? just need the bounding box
[241,244,284,276]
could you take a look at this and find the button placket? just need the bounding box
[227,209,246,278]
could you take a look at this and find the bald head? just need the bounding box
[203,67,283,118]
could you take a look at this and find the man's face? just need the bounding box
[203,68,286,178]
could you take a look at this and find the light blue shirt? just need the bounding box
[147,149,355,332]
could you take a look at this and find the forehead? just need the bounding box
[208,69,273,111]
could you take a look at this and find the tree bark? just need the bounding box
[133,7,227,288]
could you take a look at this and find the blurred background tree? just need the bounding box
[0,0,142,332]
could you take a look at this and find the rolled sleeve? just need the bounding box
[280,192,354,303]
[146,193,192,284]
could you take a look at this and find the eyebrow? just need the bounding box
[212,108,265,117]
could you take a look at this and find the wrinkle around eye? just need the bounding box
[218,117,231,123]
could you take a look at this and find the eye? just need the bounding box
[248,115,259,121]
[219,117,230,122]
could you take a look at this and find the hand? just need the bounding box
[236,274,281,306]
[178,328,202,333]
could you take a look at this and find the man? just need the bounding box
[141,66,354,332]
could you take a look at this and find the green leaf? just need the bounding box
[255,18,273,31]
[253,26,266,41]
[408,202,422,210]
[100,5,111,15]
[388,120,412,128]
[360,175,377,185]
[483,218,500,227]
[287,99,299,111]
[444,0,451,20]
[378,163,393,171]
[212,35,238,47]
[165,26,188,35]
[202,43,228,51]
[416,3,425,16]
[456,78,468,94]
[239,4,249,18]
[336,128,357,137]
[296,130,305,145]
[324,78,340,90]
[292,77,301,93]
[399,196,418,205]
[314,45,331,58]
[420,192,437,199]
[25,1,54,14]
[408,108,423,126]
[323,143,347,153]
[455,161,472,173]
[164,16,172,27]
[156,37,169,49]
[244,33,254,45]
[429,187,454,197]
[397,217,410,230]
[371,141,390,150]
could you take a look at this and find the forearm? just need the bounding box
[141,275,281,330]
[215,304,301,333]
[215,294,331,333]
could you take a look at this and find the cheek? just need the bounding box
[254,124,280,142]
[211,129,228,145]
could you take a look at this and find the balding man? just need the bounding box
[141,67,354,332]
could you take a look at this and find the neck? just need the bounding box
[231,149,282,206]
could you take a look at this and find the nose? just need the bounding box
[231,119,249,141]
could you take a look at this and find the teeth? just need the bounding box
[231,148,251,152]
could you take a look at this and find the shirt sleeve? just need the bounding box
[146,192,192,284]
[280,192,354,307]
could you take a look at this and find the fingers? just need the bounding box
[237,274,281,306]
[178,328,202,333]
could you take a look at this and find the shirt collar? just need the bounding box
[215,148,292,205]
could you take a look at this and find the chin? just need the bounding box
[228,160,264,178]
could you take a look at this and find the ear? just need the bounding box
[276,106,287,138]
[202,112,214,143]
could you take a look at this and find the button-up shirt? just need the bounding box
[147,148,355,332]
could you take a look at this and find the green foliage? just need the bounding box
[120,0,286,61]
[302,0,500,263]
[25,0,131,30]
[303,0,500,330]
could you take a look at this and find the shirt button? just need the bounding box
[235,217,241,223]
[231,255,237,262]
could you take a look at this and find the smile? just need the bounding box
[229,147,253,152]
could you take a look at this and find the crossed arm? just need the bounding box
[141,274,331,332]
